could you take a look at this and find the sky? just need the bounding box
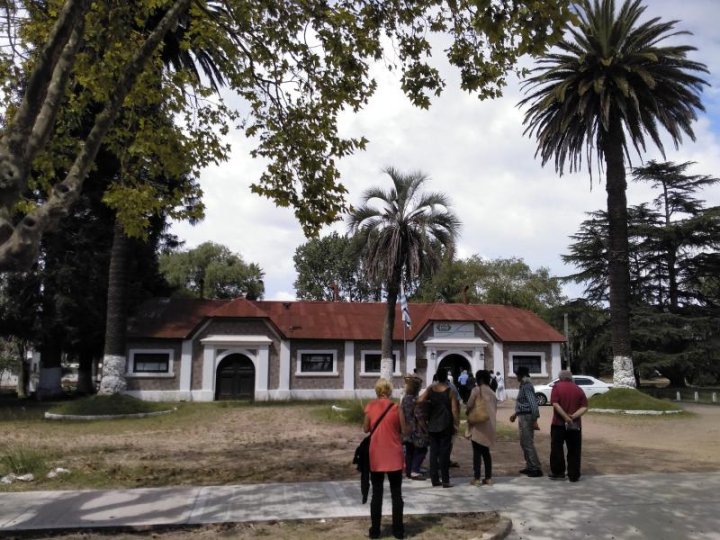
[171,0,720,302]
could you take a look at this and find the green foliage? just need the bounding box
[520,0,708,177]
[349,167,461,292]
[562,162,720,385]
[546,299,610,375]
[1,0,574,261]
[48,394,170,416]
[159,241,265,299]
[313,400,367,426]
[0,337,22,379]
[415,255,566,319]
[589,388,682,411]
[521,0,708,382]
[349,167,460,375]
[0,447,49,476]
[293,232,378,301]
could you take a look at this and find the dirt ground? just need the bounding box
[2,400,719,539]
[1,400,718,491]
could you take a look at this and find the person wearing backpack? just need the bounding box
[466,370,498,486]
[418,369,459,488]
[363,378,407,539]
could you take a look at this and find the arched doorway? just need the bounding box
[215,354,255,400]
[437,353,471,383]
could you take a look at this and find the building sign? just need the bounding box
[434,322,475,338]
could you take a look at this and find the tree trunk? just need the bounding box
[37,338,64,400]
[603,119,636,388]
[76,349,95,395]
[16,354,30,399]
[381,264,403,383]
[98,220,128,395]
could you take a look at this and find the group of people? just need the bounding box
[361,367,588,539]
[456,369,506,404]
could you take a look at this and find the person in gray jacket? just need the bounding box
[509,366,542,477]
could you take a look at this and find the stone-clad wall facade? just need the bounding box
[125,318,561,401]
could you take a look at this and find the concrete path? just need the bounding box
[1,471,719,538]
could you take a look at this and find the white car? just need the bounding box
[534,375,613,406]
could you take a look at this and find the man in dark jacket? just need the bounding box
[510,366,542,477]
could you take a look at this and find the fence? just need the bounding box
[640,387,719,404]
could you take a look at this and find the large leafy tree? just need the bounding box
[631,161,720,310]
[563,162,720,385]
[414,255,565,319]
[520,0,708,387]
[348,167,460,381]
[293,232,378,302]
[160,242,264,300]
[0,0,574,271]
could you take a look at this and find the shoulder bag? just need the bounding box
[467,390,489,424]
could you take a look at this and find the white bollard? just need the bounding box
[676,391,681,401]
[694,391,699,402]
[713,392,717,403]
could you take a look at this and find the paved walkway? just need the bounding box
[1,471,719,538]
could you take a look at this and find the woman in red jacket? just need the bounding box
[363,378,407,539]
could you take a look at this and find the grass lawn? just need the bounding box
[590,388,683,411]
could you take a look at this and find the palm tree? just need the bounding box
[519,0,707,388]
[348,167,460,382]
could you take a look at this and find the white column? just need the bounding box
[201,346,215,401]
[493,342,504,376]
[471,348,481,375]
[551,343,562,378]
[179,340,192,400]
[279,340,291,395]
[344,341,355,395]
[426,349,437,387]
[405,341,417,375]
[256,345,270,400]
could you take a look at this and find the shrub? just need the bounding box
[0,447,48,477]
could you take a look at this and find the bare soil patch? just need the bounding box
[2,400,718,540]
[1,400,718,493]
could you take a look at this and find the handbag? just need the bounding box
[467,395,489,424]
[565,420,581,431]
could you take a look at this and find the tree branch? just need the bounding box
[0,0,194,271]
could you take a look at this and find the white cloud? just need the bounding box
[170,0,720,301]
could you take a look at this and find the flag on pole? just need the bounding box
[400,287,412,328]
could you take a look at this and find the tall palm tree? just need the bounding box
[519,0,707,387]
[348,167,460,382]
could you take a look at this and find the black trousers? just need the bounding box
[471,440,492,480]
[370,470,404,537]
[550,424,582,480]
[428,429,453,484]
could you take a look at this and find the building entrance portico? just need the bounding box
[424,337,489,388]
[438,354,471,382]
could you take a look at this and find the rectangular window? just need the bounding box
[509,352,546,377]
[127,349,175,377]
[133,353,170,373]
[363,353,397,374]
[300,353,334,373]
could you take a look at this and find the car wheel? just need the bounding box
[535,393,548,406]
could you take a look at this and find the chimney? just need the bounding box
[329,282,340,302]
[461,285,470,304]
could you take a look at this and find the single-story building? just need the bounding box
[123,298,566,401]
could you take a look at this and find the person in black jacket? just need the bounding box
[417,369,459,488]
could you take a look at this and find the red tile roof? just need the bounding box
[129,298,565,343]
